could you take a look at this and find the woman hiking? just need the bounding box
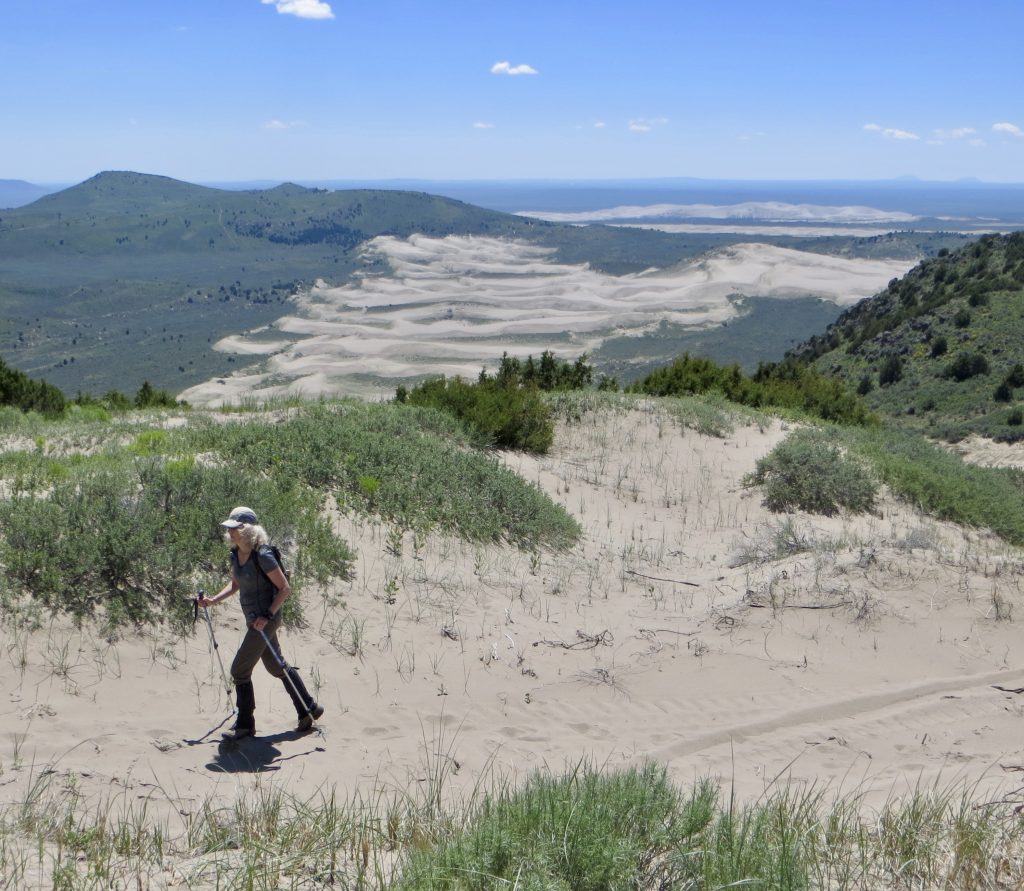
[198,506,324,739]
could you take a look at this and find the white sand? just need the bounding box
[3,401,1023,870]
[180,235,914,407]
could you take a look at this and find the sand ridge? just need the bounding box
[178,235,915,407]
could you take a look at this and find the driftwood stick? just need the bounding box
[638,627,701,637]
[747,601,852,611]
[625,569,699,587]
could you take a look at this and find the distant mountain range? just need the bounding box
[0,179,59,209]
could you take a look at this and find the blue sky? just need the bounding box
[3,0,1023,184]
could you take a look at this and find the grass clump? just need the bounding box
[394,761,706,890]
[839,424,1024,546]
[745,428,879,516]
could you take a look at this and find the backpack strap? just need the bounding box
[251,544,284,591]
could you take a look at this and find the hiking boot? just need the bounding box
[281,668,323,730]
[297,703,325,732]
[222,724,255,740]
[223,680,256,740]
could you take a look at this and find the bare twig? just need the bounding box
[534,630,613,650]
[625,569,699,587]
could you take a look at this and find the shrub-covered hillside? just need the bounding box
[791,232,1024,440]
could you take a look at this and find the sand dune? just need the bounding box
[180,235,914,407]
[516,200,921,224]
[3,400,1023,879]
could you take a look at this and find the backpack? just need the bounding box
[251,544,290,591]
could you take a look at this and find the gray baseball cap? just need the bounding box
[220,506,258,528]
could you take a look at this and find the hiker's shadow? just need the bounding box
[205,730,318,774]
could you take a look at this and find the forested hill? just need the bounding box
[3,170,544,253]
[791,232,1024,440]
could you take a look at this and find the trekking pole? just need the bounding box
[194,591,233,705]
[256,626,315,721]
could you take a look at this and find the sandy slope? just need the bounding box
[3,400,1024,870]
[178,236,915,406]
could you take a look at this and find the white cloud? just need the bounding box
[472,122,495,129]
[629,117,668,132]
[594,121,606,129]
[264,119,307,129]
[490,61,538,76]
[968,138,987,147]
[933,127,976,140]
[993,122,1024,137]
[261,0,334,20]
[863,123,919,140]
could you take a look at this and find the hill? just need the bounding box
[791,232,1024,440]
[0,178,57,209]
[0,171,964,397]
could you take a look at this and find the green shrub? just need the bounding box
[628,354,874,426]
[492,350,594,391]
[183,402,579,549]
[0,355,65,415]
[403,376,554,453]
[745,429,878,515]
[946,351,990,381]
[878,355,903,386]
[0,456,344,626]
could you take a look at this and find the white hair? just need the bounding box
[226,523,269,549]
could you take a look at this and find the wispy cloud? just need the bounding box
[629,117,668,132]
[472,121,495,129]
[264,119,307,129]
[490,61,538,76]
[993,122,1024,137]
[933,127,976,140]
[261,0,334,20]
[863,123,919,141]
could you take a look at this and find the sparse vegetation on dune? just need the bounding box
[0,397,579,627]
[2,760,1021,890]
[3,374,1024,888]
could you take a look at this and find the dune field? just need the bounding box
[2,397,1023,886]
[179,235,915,406]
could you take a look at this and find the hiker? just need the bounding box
[197,506,324,739]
